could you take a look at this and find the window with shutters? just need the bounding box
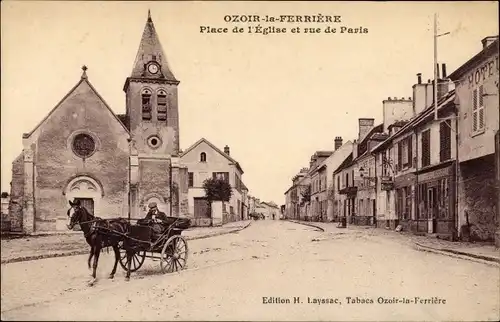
[421,130,431,167]
[472,85,485,134]
[440,120,452,162]
[188,172,194,187]
[398,136,413,169]
[141,88,152,120]
[157,89,168,121]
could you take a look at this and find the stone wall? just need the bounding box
[7,153,24,232]
[459,155,497,242]
[138,159,171,215]
[495,131,500,247]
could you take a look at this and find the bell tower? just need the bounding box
[124,10,180,156]
[125,11,187,218]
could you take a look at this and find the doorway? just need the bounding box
[427,187,437,233]
[75,198,94,214]
[372,199,376,226]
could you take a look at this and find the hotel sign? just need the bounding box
[466,54,499,89]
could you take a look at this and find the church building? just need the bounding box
[8,11,189,234]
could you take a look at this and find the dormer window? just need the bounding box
[141,88,152,120]
[200,152,207,162]
[157,89,167,121]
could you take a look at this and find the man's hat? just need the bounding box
[69,199,81,207]
[148,202,158,209]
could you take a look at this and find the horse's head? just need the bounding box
[67,199,85,229]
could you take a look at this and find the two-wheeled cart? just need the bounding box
[115,217,190,274]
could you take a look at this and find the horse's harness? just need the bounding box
[74,209,111,238]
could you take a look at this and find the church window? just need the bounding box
[157,89,168,121]
[72,133,96,158]
[141,88,152,120]
[147,135,162,149]
[200,152,207,162]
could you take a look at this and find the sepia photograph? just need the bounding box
[1,1,499,321]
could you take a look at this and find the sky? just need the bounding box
[1,1,498,206]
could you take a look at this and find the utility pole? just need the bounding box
[434,13,450,121]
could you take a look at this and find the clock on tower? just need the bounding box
[147,62,159,75]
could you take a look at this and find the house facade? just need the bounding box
[334,154,355,222]
[325,138,354,222]
[180,138,246,226]
[261,201,280,220]
[373,122,406,229]
[449,36,499,243]
[308,151,333,222]
[284,168,309,220]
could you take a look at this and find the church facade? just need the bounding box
[8,12,189,234]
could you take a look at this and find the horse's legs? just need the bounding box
[88,246,101,286]
[87,246,94,271]
[125,247,132,281]
[109,244,120,279]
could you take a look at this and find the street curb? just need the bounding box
[287,220,325,232]
[185,221,252,241]
[413,243,500,267]
[0,221,252,265]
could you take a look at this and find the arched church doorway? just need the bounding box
[57,176,104,230]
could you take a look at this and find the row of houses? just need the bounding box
[284,35,500,246]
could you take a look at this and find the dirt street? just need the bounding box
[1,220,499,321]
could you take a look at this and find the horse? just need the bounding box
[66,200,130,286]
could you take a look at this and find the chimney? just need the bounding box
[481,36,499,49]
[334,136,343,150]
[437,63,450,100]
[224,145,230,155]
[413,73,429,115]
[436,64,440,79]
[358,118,375,142]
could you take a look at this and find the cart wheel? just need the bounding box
[119,249,146,272]
[160,235,188,274]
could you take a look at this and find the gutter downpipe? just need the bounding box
[414,128,419,232]
[454,100,460,241]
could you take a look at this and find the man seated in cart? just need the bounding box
[142,202,169,239]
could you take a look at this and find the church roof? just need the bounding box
[129,11,177,82]
[180,138,244,174]
[23,67,130,139]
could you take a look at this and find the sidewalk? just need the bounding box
[288,219,499,265]
[0,220,252,264]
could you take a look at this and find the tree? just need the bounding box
[202,178,233,203]
[299,185,311,207]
